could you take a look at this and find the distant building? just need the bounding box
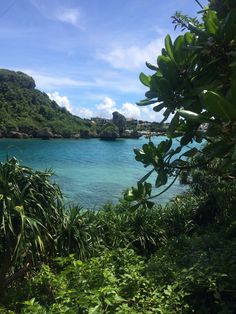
[91,117,111,124]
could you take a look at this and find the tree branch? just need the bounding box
[149,174,179,200]
[195,0,204,9]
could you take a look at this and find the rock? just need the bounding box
[9,131,30,139]
[72,133,81,139]
[112,111,127,135]
[80,130,91,138]
[53,134,63,139]
[121,130,142,139]
[36,130,54,140]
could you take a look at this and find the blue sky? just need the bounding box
[0,0,207,121]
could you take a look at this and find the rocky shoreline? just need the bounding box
[0,130,143,140]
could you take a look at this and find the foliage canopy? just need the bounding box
[125,0,236,208]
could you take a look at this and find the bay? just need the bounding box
[0,137,187,208]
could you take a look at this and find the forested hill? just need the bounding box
[0,69,94,139]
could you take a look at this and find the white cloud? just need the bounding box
[23,69,89,90]
[92,97,163,122]
[45,93,164,122]
[55,8,82,28]
[20,69,142,94]
[119,102,164,122]
[48,91,73,112]
[95,97,116,118]
[30,1,83,29]
[120,102,141,119]
[98,38,164,70]
[74,107,93,119]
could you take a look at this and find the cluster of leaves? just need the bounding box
[0,69,94,138]
[125,0,236,207]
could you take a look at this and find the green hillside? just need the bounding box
[0,69,94,138]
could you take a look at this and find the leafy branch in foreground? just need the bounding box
[125,0,236,208]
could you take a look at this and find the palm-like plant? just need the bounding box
[58,206,101,260]
[0,158,64,294]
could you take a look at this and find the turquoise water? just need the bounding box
[0,137,187,208]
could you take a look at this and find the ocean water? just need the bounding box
[0,137,188,208]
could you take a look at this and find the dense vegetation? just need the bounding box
[0,0,236,313]
[0,158,236,313]
[0,69,94,138]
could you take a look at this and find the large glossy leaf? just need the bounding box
[136,99,158,106]
[173,36,186,65]
[184,32,195,45]
[139,72,151,87]
[145,91,158,99]
[153,103,165,112]
[204,10,220,35]
[157,55,178,86]
[182,147,199,158]
[157,78,172,99]
[158,139,172,154]
[165,34,175,62]
[155,169,168,187]
[203,91,236,121]
[138,168,155,184]
[177,109,212,123]
[145,62,159,71]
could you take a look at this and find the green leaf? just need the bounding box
[136,99,157,106]
[157,55,178,85]
[155,169,168,187]
[182,147,199,157]
[167,113,179,137]
[204,10,220,35]
[145,62,159,71]
[180,134,193,146]
[145,91,158,98]
[138,168,155,184]
[173,35,186,65]
[139,72,151,87]
[184,32,195,45]
[153,103,165,112]
[160,109,171,124]
[158,139,172,154]
[203,91,236,121]
[177,110,212,123]
[165,34,175,62]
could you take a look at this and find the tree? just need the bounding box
[125,0,236,208]
[100,123,119,140]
